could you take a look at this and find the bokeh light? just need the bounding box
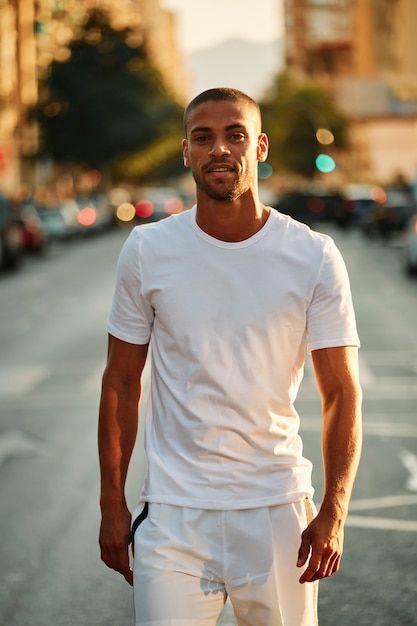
[316,128,335,145]
[135,199,154,218]
[315,154,336,173]
[116,202,136,222]
[78,206,96,226]
[371,186,387,204]
[164,197,183,215]
[258,162,273,179]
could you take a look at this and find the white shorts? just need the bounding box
[132,499,318,626]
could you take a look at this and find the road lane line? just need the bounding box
[0,430,44,467]
[0,365,49,398]
[346,516,417,532]
[359,355,375,386]
[349,494,417,510]
[300,418,417,437]
[399,450,417,491]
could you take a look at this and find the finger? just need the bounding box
[325,553,341,578]
[299,559,321,583]
[101,548,111,565]
[123,567,134,586]
[302,551,341,583]
[101,545,130,578]
[297,532,311,568]
[298,545,325,583]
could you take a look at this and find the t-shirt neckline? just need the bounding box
[190,205,275,249]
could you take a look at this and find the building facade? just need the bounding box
[0,0,189,194]
[284,0,417,184]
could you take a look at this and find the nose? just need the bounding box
[208,138,231,158]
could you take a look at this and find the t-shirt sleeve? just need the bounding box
[306,238,360,354]
[106,228,154,344]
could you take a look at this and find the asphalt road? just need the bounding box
[0,220,416,626]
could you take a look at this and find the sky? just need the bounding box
[161,0,284,53]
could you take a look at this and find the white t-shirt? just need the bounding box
[106,207,360,509]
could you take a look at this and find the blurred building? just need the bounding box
[0,0,189,194]
[0,0,37,192]
[284,0,417,184]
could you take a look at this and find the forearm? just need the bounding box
[98,373,141,508]
[320,384,363,519]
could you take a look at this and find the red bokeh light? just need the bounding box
[371,186,387,204]
[164,197,183,215]
[78,206,97,226]
[135,200,154,218]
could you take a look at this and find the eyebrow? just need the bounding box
[189,123,246,135]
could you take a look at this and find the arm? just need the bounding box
[98,334,149,585]
[297,345,362,583]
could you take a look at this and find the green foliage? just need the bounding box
[35,9,184,177]
[260,74,349,179]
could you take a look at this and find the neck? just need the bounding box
[195,192,270,242]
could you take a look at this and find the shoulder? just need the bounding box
[269,208,334,250]
[133,209,193,242]
[121,209,194,256]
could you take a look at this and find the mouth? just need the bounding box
[204,162,236,175]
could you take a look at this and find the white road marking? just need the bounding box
[359,355,375,387]
[346,516,417,532]
[0,430,44,467]
[349,494,417,510]
[399,450,417,491]
[82,364,104,393]
[0,365,49,398]
[300,418,417,437]
[299,382,417,399]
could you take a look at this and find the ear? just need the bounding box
[257,133,269,163]
[182,139,190,167]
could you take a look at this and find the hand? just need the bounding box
[296,508,344,584]
[99,502,133,586]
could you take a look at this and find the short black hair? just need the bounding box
[184,87,261,134]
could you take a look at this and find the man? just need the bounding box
[98,87,362,625]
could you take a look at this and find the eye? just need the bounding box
[194,134,210,144]
[229,132,246,142]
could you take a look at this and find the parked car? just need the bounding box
[0,192,23,270]
[342,183,383,227]
[360,186,416,239]
[274,189,351,228]
[58,199,84,238]
[133,187,184,223]
[77,193,114,235]
[38,208,74,242]
[401,213,417,276]
[18,201,48,253]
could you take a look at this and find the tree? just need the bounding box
[260,74,349,179]
[35,9,184,178]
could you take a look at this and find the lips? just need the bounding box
[204,162,235,173]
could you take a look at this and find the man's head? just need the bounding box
[183,88,262,138]
[182,88,268,202]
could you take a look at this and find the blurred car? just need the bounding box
[133,187,184,223]
[77,193,114,235]
[0,192,24,270]
[38,208,74,242]
[401,213,417,276]
[360,186,416,239]
[18,201,48,253]
[342,184,383,227]
[274,190,351,228]
[58,199,83,238]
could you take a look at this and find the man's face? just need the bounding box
[182,100,268,202]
